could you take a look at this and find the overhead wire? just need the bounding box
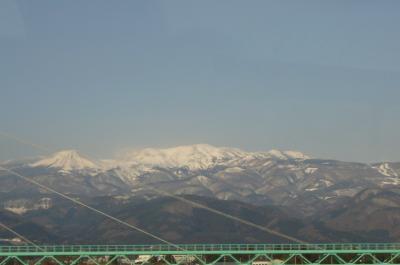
[145,186,306,243]
[0,165,183,250]
[0,131,307,244]
[0,131,51,154]
[0,221,40,248]
[0,131,180,248]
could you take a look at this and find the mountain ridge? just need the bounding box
[25,144,311,172]
[1,144,400,243]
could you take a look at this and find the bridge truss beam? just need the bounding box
[1,244,400,265]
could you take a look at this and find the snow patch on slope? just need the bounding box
[373,163,398,177]
[5,206,29,215]
[305,167,318,174]
[4,198,52,215]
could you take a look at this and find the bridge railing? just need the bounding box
[1,243,400,253]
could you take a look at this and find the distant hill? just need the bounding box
[1,144,400,243]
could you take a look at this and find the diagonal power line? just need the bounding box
[0,131,182,248]
[0,131,307,244]
[0,166,182,250]
[146,187,306,244]
[0,131,51,154]
[0,221,40,248]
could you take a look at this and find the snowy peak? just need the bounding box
[30,150,100,173]
[28,145,310,173]
[122,144,247,170]
[120,144,309,170]
[267,149,310,160]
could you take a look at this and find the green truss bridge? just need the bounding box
[1,243,400,265]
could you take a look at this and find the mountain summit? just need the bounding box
[8,144,400,220]
[120,144,310,170]
[30,150,100,173]
[121,144,247,170]
[27,144,310,172]
[267,149,310,160]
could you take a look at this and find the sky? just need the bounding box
[1,0,400,162]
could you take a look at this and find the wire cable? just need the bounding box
[0,131,307,244]
[0,131,51,154]
[0,221,39,248]
[0,166,183,250]
[145,186,306,244]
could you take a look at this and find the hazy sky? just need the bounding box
[1,0,400,162]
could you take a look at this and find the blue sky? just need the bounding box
[1,0,400,162]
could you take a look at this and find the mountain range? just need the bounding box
[1,144,400,244]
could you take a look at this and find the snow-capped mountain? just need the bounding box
[119,144,310,170]
[26,144,310,172]
[2,144,399,216]
[30,150,101,173]
[120,144,248,170]
[2,144,400,244]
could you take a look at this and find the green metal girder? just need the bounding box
[1,244,400,265]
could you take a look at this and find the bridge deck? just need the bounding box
[1,244,400,264]
[1,243,400,255]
